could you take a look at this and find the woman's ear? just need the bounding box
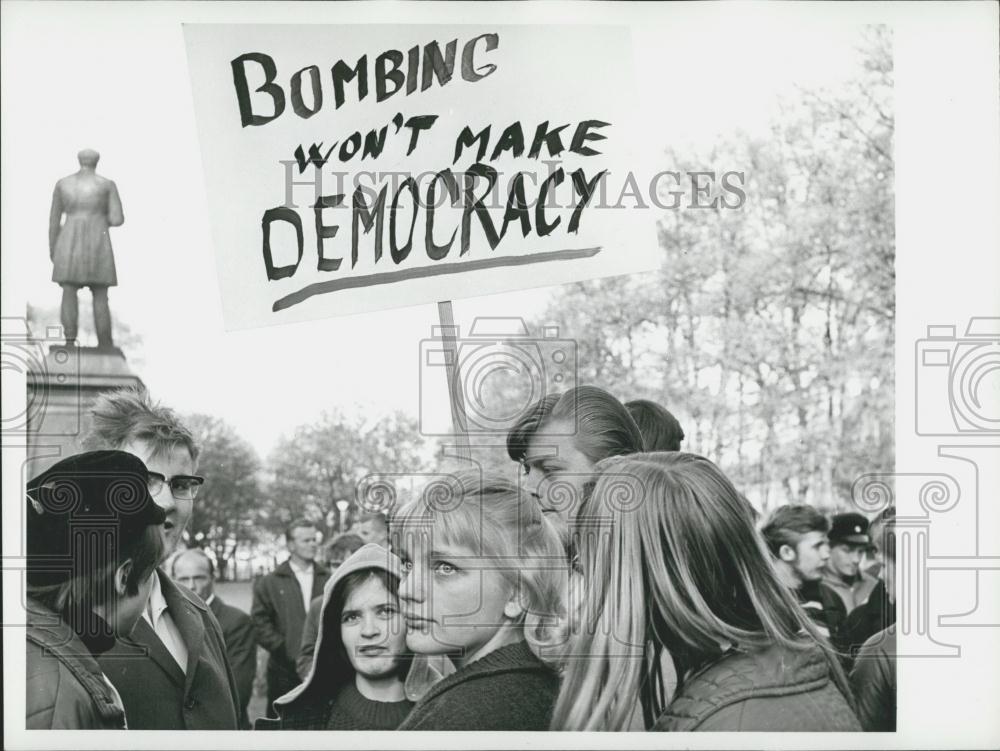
[778,544,797,563]
[115,560,134,596]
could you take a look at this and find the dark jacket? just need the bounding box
[26,598,126,729]
[209,594,257,727]
[653,640,861,731]
[397,640,559,731]
[251,560,330,703]
[822,568,879,614]
[841,580,895,663]
[98,569,241,729]
[849,626,896,731]
[798,580,848,653]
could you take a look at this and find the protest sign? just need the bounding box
[184,24,656,330]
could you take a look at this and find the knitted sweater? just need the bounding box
[326,683,413,730]
[397,641,559,731]
[255,681,412,730]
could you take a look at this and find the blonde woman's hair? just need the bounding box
[551,452,855,731]
[390,469,568,662]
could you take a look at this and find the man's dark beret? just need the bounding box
[25,450,165,586]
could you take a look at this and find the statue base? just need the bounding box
[26,344,144,478]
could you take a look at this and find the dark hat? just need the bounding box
[25,450,165,586]
[829,512,871,545]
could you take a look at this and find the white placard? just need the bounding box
[184,24,657,330]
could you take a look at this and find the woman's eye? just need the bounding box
[401,560,413,572]
[433,561,457,575]
[341,613,360,624]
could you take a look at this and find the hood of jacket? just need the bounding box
[273,543,403,713]
[26,597,125,726]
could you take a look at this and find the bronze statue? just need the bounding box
[48,149,124,349]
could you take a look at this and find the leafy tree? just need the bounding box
[183,413,263,579]
[522,27,894,513]
[266,410,431,537]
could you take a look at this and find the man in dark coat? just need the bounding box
[99,573,240,729]
[172,549,257,727]
[251,519,329,716]
[86,387,241,729]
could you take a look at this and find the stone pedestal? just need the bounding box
[25,344,144,478]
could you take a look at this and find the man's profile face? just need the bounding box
[288,526,318,563]
[828,542,864,578]
[791,531,830,582]
[172,553,214,601]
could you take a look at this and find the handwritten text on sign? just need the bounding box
[184,25,656,329]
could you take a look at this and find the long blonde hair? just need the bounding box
[390,470,568,662]
[551,452,853,731]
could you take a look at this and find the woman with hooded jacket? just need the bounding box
[255,544,413,730]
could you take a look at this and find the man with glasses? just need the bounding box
[86,387,241,730]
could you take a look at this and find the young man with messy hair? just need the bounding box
[85,387,241,730]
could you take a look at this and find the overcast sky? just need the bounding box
[2,3,866,458]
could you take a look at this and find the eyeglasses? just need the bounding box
[147,471,205,500]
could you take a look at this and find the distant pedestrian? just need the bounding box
[823,512,879,614]
[353,512,389,547]
[172,549,257,728]
[849,508,897,731]
[841,507,896,664]
[251,519,330,716]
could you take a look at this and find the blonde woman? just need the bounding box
[392,471,568,730]
[553,452,861,732]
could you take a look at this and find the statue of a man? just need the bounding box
[48,149,124,349]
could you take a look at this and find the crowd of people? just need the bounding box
[25,384,896,732]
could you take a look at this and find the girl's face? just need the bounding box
[397,533,517,667]
[521,422,596,541]
[340,576,407,680]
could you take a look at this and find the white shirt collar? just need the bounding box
[145,570,169,625]
[205,593,216,606]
